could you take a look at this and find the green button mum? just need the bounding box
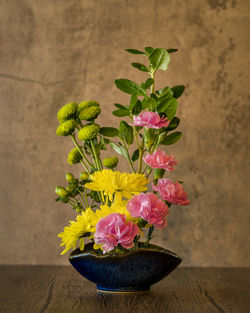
[67,148,83,164]
[78,124,100,141]
[103,157,119,169]
[56,119,76,136]
[80,171,89,181]
[57,102,78,123]
[79,106,101,121]
[55,186,68,197]
[77,100,99,115]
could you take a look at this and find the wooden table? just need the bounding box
[0,266,249,313]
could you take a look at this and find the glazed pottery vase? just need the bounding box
[69,242,182,294]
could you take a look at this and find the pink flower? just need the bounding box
[153,178,190,206]
[94,213,139,253]
[127,193,169,229]
[131,112,169,129]
[143,149,177,171]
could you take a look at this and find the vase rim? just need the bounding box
[69,242,182,262]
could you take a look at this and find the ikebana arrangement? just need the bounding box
[55,47,190,293]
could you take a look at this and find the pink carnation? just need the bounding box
[131,112,169,129]
[153,178,190,206]
[143,149,177,171]
[94,213,139,253]
[127,193,169,229]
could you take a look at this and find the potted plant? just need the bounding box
[55,47,190,294]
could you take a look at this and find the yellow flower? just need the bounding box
[91,199,133,230]
[58,208,94,255]
[85,169,149,201]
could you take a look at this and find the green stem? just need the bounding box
[70,135,92,171]
[150,71,155,94]
[121,138,136,173]
[76,188,87,207]
[146,226,154,245]
[89,140,105,204]
[85,188,89,207]
[80,160,89,173]
[90,140,101,171]
[138,139,144,173]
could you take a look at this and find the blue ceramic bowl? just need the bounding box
[69,242,182,294]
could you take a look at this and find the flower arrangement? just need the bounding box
[55,47,190,256]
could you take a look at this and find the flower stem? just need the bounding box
[70,135,92,171]
[121,138,136,173]
[146,226,154,246]
[150,71,155,94]
[84,188,89,207]
[138,139,144,173]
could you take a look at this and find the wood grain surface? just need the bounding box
[0,266,249,313]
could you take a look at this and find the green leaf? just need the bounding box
[157,97,177,120]
[145,46,154,54]
[132,100,142,115]
[158,87,174,104]
[114,103,128,110]
[112,109,130,117]
[100,127,119,137]
[142,98,148,109]
[119,121,134,145]
[161,131,182,145]
[125,49,145,55]
[144,78,154,89]
[110,142,122,155]
[115,79,147,97]
[129,95,137,110]
[131,63,148,72]
[132,149,139,162]
[167,48,178,53]
[110,142,129,160]
[166,117,180,131]
[149,48,170,72]
[171,85,185,98]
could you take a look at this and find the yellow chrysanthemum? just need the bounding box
[58,208,94,255]
[91,199,134,230]
[85,169,149,201]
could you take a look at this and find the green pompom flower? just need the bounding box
[56,119,76,136]
[67,148,82,164]
[77,100,99,115]
[79,106,101,121]
[55,186,68,197]
[57,102,78,123]
[103,157,119,169]
[80,171,89,181]
[66,173,74,182]
[78,124,100,141]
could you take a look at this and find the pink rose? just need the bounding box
[130,112,169,129]
[153,178,190,206]
[143,149,177,171]
[94,213,139,253]
[127,193,169,229]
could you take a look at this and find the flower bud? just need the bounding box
[79,106,101,121]
[153,168,165,180]
[78,124,100,141]
[56,119,76,136]
[103,156,119,169]
[66,173,74,182]
[55,186,68,197]
[67,148,82,164]
[77,100,100,115]
[57,102,78,123]
[80,171,89,181]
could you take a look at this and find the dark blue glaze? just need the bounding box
[69,242,182,293]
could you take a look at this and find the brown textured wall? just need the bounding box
[0,0,249,266]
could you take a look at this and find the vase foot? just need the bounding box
[97,286,150,295]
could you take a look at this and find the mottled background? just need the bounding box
[0,0,249,266]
